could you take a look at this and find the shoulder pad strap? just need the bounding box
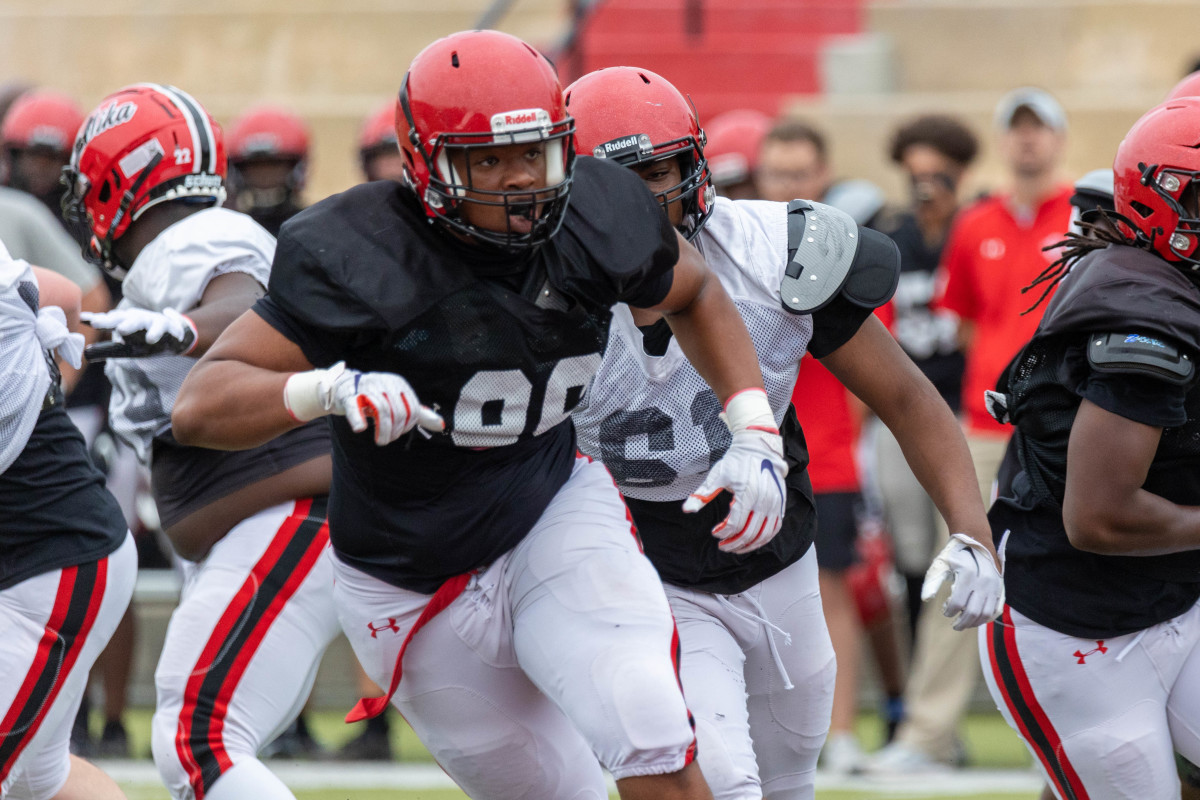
[780,200,899,314]
[1088,332,1196,386]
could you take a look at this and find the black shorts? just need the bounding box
[812,490,861,572]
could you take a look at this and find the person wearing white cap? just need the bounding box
[868,87,1074,775]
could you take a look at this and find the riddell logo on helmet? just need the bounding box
[79,101,137,146]
[490,108,551,139]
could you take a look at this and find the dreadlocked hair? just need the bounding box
[1020,208,1153,314]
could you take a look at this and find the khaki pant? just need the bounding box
[894,433,1009,760]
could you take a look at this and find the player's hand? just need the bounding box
[81,308,197,360]
[682,388,788,554]
[921,533,1005,630]
[284,362,444,445]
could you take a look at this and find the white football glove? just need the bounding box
[682,389,788,554]
[81,307,197,360]
[283,361,444,446]
[34,306,85,369]
[921,533,1005,630]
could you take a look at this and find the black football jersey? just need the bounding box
[1,403,128,590]
[994,244,1200,638]
[255,156,679,593]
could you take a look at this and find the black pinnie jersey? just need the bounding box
[1,402,128,590]
[255,156,678,593]
[993,244,1200,638]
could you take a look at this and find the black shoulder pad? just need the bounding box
[841,226,900,310]
[1087,332,1196,386]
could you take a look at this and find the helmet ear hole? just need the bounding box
[1130,199,1155,219]
[97,181,112,204]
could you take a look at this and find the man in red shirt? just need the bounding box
[870,86,1074,774]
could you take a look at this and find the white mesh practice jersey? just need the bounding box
[0,245,53,474]
[106,208,274,464]
[573,197,813,501]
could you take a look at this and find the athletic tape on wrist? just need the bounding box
[283,368,334,422]
[722,388,777,434]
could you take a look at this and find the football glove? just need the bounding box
[35,306,85,369]
[921,533,1005,631]
[82,308,197,361]
[682,388,788,554]
[283,361,445,446]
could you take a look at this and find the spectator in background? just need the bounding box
[758,118,904,774]
[871,114,977,644]
[703,109,771,200]
[226,106,311,237]
[869,87,1073,774]
[358,101,405,182]
[757,119,885,228]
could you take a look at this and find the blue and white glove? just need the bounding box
[81,307,197,360]
[682,388,788,554]
[283,361,445,446]
[921,533,1005,630]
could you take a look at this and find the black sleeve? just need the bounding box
[807,292,875,358]
[256,223,383,367]
[1078,370,1188,428]
[558,157,679,309]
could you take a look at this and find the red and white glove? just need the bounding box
[921,533,1005,630]
[81,307,197,360]
[682,388,788,554]
[283,361,445,446]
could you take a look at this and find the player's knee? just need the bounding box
[590,650,695,778]
[151,709,194,800]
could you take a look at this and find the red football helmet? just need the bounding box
[397,30,575,251]
[703,109,772,190]
[564,66,713,240]
[62,83,226,278]
[1166,71,1200,102]
[1113,97,1200,270]
[360,101,399,160]
[1,89,84,153]
[227,105,309,164]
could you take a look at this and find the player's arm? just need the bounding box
[32,266,82,322]
[172,310,317,450]
[634,231,787,554]
[637,230,766,403]
[1064,399,1200,555]
[82,272,264,360]
[821,315,1002,628]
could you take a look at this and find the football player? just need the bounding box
[357,101,405,182]
[703,109,771,200]
[981,97,1200,799]
[0,241,135,800]
[171,29,800,800]
[226,106,310,236]
[1,90,83,217]
[63,84,339,800]
[565,66,1001,800]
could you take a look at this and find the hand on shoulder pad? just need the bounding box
[682,388,788,554]
[921,533,1005,630]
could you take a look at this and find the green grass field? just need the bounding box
[103,709,1039,799]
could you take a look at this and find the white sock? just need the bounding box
[202,759,297,800]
